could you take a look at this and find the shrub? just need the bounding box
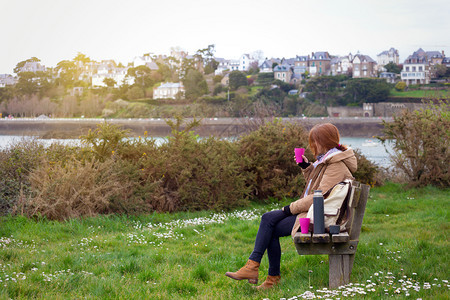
[353,149,380,186]
[237,119,310,200]
[80,122,130,161]
[23,158,131,220]
[143,117,250,212]
[0,140,46,215]
[395,81,407,92]
[380,100,449,187]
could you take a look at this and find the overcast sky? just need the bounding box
[1,0,449,74]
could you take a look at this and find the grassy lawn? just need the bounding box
[390,88,450,98]
[0,183,448,299]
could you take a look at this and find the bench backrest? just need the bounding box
[347,181,370,242]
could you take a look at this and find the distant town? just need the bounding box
[0,45,449,120]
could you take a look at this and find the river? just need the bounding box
[0,135,394,168]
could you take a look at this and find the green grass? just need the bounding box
[390,88,449,98]
[0,183,448,299]
[248,85,264,96]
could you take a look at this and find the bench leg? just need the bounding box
[329,254,351,289]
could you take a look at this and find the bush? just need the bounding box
[2,117,381,220]
[237,119,310,200]
[353,149,380,186]
[395,81,407,92]
[380,100,449,187]
[143,117,250,211]
[23,158,132,220]
[0,140,46,215]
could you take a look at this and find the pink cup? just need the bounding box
[294,148,305,163]
[299,217,310,234]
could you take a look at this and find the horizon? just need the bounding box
[1,0,449,74]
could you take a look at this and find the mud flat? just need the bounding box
[0,117,391,138]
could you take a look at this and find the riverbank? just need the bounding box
[0,117,391,138]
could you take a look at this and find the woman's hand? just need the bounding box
[302,155,308,163]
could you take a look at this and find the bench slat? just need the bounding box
[312,233,330,243]
[295,233,312,244]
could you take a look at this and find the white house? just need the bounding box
[401,48,430,85]
[153,82,185,99]
[20,61,46,73]
[377,48,400,71]
[92,67,134,88]
[330,55,352,76]
[0,74,16,88]
[133,55,159,70]
[214,58,230,75]
[238,54,257,71]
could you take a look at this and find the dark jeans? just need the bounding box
[248,210,297,276]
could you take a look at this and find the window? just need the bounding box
[406,67,410,72]
[412,66,416,72]
[419,66,423,71]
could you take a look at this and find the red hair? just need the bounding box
[308,123,347,156]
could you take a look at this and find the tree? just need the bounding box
[103,78,117,88]
[127,65,154,89]
[384,62,402,74]
[55,60,77,87]
[304,76,342,106]
[183,69,208,99]
[344,78,391,105]
[196,44,218,75]
[14,57,40,74]
[15,72,39,95]
[73,52,91,64]
[435,64,448,78]
[229,71,248,91]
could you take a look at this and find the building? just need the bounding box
[351,53,377,78]
[309,52,331,76]
[133,55,159,70]
[0,74,17,88]
[273,65,293,83]
[214,58,230,75]
[330,55,352,76]
[92,67,134,88]
[20,61,46,73]
[426,51,445,65]
[259,60,273,73]
[401,48,430,85]
[377,48,400,71]
[153,82,185,99]
[238,54,257,71]
[379,72,397,84]
[442,57,450,67]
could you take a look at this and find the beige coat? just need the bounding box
[290,148,357,237]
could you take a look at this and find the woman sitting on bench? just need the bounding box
[225,123,357,290]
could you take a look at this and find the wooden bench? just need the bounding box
[293,181,370,289]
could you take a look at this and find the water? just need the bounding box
[0,136,394,168]
[340,137,394,168]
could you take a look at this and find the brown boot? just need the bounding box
[225,259,260,284]
[255,275,281,290]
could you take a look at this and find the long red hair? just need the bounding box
[308,123,347,156]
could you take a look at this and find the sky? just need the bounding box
[1,0,449,74]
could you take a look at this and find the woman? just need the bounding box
[225,123,357,290]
